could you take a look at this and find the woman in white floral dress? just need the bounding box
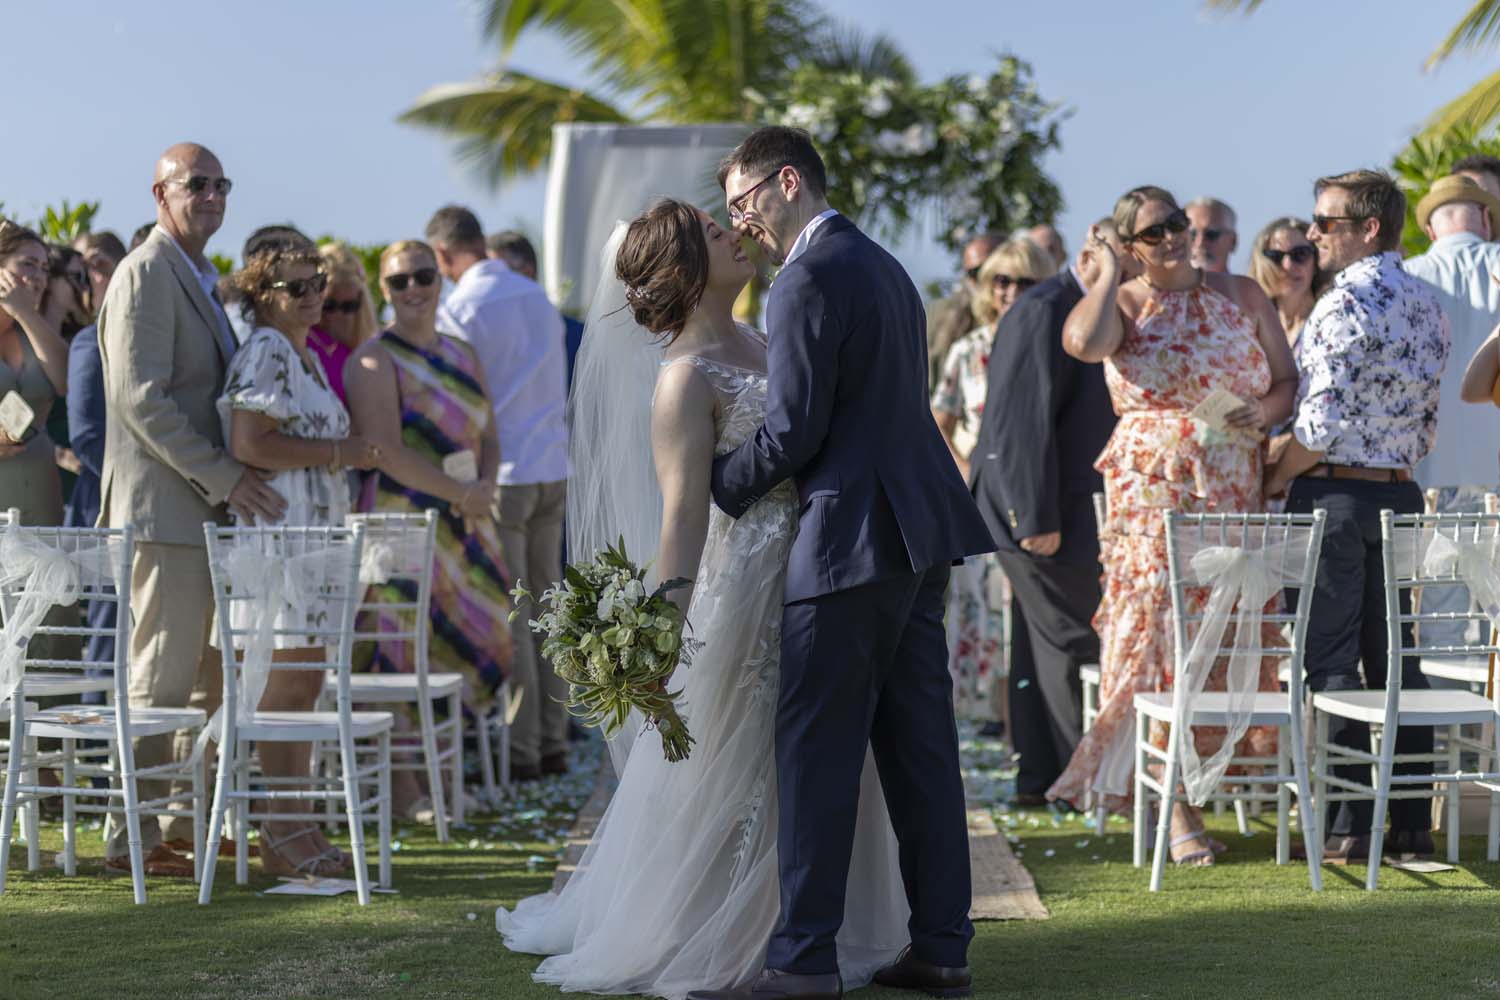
[218,242,381,877]
[930,235,1055,722]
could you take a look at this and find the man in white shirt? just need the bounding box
[1404,173,1500,489]
[427,205,571,781]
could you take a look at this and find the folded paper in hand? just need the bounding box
[1191,387,1263,443]
[0,390,35,442]
[441,449,478,483]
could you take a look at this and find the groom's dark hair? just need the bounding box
[717,126,827,198]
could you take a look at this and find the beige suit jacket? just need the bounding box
[97,227,243,546]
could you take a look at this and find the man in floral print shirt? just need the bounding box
[1266,168,1450,863]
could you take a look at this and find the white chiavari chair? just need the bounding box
[1134,510,1327,892]
[1312,509,1500,890]
[0,522,207,904]
[317,510,464,842]
[199,522,393,905]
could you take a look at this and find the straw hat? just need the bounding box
[1416,174,1500,234]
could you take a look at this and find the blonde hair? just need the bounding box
[317,241,377,345]
[973,236,1055,325]
[380,239,436,272]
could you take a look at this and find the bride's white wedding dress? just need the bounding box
[498,351,910,998]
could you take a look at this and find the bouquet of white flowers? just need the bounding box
[511,539,700,762]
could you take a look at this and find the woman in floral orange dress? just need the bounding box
[1050,186,1298,864]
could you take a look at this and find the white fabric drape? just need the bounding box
[0,526,124,707]
[1173,536,1309,805]
[1422,530,1500,628]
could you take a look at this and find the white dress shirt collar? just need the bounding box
[159,226,221,301]
[783,209,840,267]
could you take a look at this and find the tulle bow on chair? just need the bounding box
[0,526,123,707]
[1175,539,1304,805]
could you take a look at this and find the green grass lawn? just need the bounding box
[6,733,1500,999]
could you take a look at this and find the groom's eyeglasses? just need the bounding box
[728,166,787,225]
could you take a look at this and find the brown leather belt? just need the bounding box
[1301,463,1413,484]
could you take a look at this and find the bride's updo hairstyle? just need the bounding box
[615,198,708,342]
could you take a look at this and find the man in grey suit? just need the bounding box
[97,142,285,875]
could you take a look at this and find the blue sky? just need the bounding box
[1,1,1488,293]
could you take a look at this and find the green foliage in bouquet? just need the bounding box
[511,539,700,762]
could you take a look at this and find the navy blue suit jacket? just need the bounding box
[969,271,1115,565]
[711,214,995,603]
[64,325,106,529]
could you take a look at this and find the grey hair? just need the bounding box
[1186,197,1237,229]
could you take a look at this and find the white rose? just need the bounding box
[784,102,818,129]
[952,102,979,126]
[875,129,907,155]
[966,74,988,97]
[862,92,893,117]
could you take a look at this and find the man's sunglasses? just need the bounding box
[993,274,1037,292]
[1311,215,1369,234]
[1262,246,1316,266]
[1124,210,1190,246]
[267,272,329,298]
[165,175,233,197]
[322,297,361,315]
[1194,227,1229,243]
[383,267,439,292]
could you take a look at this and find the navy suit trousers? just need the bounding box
[766,563,974,974]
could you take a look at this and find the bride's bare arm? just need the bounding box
[651,363,718,613]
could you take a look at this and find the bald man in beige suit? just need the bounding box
[97,143,286,874]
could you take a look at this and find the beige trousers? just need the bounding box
[493,480,569,767]
[106,541,221,857]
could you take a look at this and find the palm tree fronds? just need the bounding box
[804,24,915,83]
[1427,0,1500,68]
[1202,0,1266,12]
[399,72,633,181]
[1420,70,1500,139]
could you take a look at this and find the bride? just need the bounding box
[497,199,909,997]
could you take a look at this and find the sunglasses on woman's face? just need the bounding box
[1262,246,1316,266]
[1126,210,1190,246]
[993,274,1037,292]
[322,297,361,315]
[383,267,438,292]
[267,272,329,299]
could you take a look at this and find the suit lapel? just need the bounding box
[154,231,233,367]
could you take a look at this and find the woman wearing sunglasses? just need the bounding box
[216,241,382,877]
[344,240,512,819]
[930,234,1054,728]
[1051,185,1298,865]
[307,241,377,406]
[1248,217,1318,348]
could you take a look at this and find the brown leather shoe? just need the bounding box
[104,845,194,878]
[166,836,258,858]
[686,968,842,999]
[1321,834,1371,865]
[873,947,973,998]
[541,752,570,776]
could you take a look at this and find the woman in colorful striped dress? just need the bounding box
[344,241,513,815]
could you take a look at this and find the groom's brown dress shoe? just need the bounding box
[873,947,973,998]
[685,968,842,999]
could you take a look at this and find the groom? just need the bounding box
[691,127,994,1000]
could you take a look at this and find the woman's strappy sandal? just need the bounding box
[260,825,349,878]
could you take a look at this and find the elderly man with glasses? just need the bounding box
[1186,196,1238,273]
